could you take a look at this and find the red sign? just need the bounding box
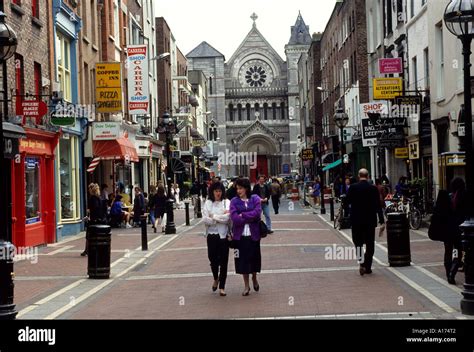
[379,58,403,74]
[18,101,48,124]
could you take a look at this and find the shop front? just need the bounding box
[12,128,59,247]
[3,122,26,243]
[56,131,84,238]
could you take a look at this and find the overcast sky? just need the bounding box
[154,0,337,60]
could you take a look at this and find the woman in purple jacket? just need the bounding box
[230,178,263,296]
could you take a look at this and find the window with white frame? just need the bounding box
[58,137,80,221]
[56,31,72,102]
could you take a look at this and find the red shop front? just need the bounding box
[12,128,59,247]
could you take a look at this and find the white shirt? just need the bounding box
[203,199,231,239]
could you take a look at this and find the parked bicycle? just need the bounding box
[385,195,422,230]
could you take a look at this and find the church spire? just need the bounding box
[288,12,311,45]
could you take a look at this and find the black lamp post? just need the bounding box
[444,0,474,316]
[334,108,349,181]
[156,112,177,234]
[0,10,18,320]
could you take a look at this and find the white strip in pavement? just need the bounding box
[126,266,359,281]
[386,268,456,314]
[317,214,459,314]
[17,279,87,318]
[160,243,342,252]
[274,229,327,231]
[44,235,179,320]
[41,222,199,320]
[412,229,429,238]
[46,246,75,256]
[272,221,322,223]
[48,233,85,247]
[244,311,432,320]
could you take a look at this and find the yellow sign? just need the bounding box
[395,147,409,159]
[373,78,403,100]
[96,62,122,113]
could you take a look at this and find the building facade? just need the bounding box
[187,13,312,181]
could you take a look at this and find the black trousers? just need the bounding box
[444,241,463,278]
[272,196,280,214]
[351,224,375,270]
[207,234,230,289]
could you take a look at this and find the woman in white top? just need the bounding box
[174,184,182,209]
[203,182,231,297]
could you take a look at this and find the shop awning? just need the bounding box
[93,137,139,162]
[322,159,342,172]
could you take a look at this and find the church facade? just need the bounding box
[187,13,311,181]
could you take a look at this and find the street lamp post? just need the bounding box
[334,108,349,181]
[156,112,177,234]
[444,0,474,315]
[0,10,18,320]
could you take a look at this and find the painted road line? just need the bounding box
[17,279,87,318]
[43,223,200,319]
[46,246,75,256]
[246,312,432,320]
[317,214,459,314]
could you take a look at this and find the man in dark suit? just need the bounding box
[346,169,385,275]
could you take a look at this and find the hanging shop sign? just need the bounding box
[395,148,409,159]
[92,122,121,141]
[126,45,149,115]
[373,78,403,100]
[409,141,420,160]
[301,148,314,161]
[96,62,123,113]
[379,58,403,74]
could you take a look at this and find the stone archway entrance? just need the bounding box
[240,134,279,183]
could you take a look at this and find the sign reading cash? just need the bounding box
[96,62,122,113]
[127,45,149,115]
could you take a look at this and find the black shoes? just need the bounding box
[359,266,373,276]
[447,273,456,285]
[242,288,250,296]
[80,251,88,257]
[212,280,218,292]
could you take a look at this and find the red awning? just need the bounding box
[93,137,139,162]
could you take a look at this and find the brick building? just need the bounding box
[319,0,370,180]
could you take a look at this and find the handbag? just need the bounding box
[259,220,269,238]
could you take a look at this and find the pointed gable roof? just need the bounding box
[227,24,284,67]
[186,41,225,59]
[288,12,312,45]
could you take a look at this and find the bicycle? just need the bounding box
[333,195,350,230]
[385,195,422,230]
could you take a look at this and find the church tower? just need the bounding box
[285,12,312,172]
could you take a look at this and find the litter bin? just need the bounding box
[386,213,411,267]
[87,225,112,279]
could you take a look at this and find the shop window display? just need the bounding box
[25,157,41,224]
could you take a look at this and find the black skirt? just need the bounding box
[234,237,261,274]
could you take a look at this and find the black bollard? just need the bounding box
[460,218,474,315]
[88,225,112,279]
[330,197,335,222]
[196,196,203,219]
[141,214,148,251]
[386,213,411,267]
[0,240,17,320]
[184,201,191,226]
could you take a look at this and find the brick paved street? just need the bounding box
[11,200,471,320]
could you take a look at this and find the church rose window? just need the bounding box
[239,59,273,88]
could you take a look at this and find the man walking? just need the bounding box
[346,169,385,275]
[252,175,273,234]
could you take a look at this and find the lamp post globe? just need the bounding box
[0,11,18,320]
[0,12,17,61]
[444,0,474,316]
